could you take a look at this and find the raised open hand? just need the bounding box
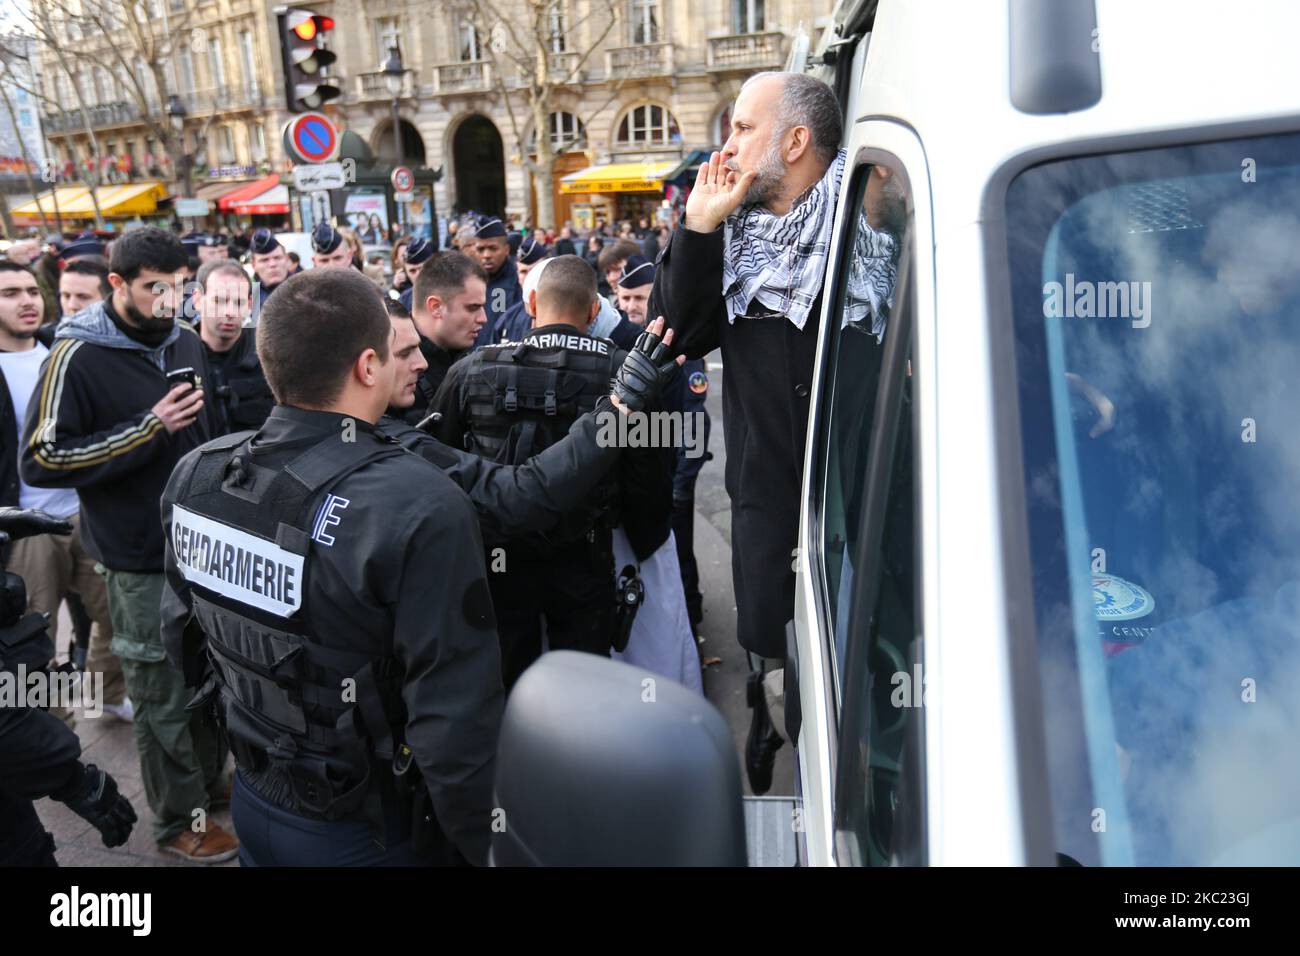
[684,151,757,234]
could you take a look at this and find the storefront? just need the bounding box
[218,174,291,230]
[291,132,442,249]
[558,160,678,227]
[11,182,170,231]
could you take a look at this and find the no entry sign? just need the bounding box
[284,112,340,165]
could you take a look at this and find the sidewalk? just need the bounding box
[34,606,238,868]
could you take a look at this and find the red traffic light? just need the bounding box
[288,12,333,41]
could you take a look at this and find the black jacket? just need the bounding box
[203,327,275,435]
[20,302,219,572]
[651,224,821,659]
[377,403,620,547]
[395,334,465,427]
[0,367,19,511]
[160,406,503,865]
[430,326,672,562]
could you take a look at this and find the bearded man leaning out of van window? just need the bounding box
[651,72,898,669]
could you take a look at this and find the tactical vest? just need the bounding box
[462,330,621,551]
[171,427,413,823]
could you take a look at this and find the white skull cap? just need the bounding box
[521,255,554,317]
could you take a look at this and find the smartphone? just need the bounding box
[165,367,198,392]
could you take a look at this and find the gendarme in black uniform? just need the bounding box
[397,333,465,427]
[202,328,274,435]
[160,406,503,865]
[431,324,666,688]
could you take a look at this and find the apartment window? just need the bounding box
[239,29,258,96]
[458,18,480,61]
[531,112,585,152]
[18,109,31,126]
[249,122,266,162]
[616,104,680,148]
[376,18,401,66]
[179,47,195,95]
[733,0,765,33]
[628,0,659,45]
[208,36,226,93]
[218,126,236,165]
[548,2,566,53]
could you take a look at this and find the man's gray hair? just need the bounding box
[742,71,842,168]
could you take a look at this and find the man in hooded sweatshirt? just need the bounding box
[20,227,239,864]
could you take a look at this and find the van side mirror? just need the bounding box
[491,651,747,866]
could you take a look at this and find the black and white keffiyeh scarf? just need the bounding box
[722,148,900,339]
[723,149,847,330]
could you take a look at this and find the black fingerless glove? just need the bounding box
[54,763,138,848]
[612,326,679,412]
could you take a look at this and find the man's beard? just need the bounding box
[124,298,175,334]
[731,135,789,209]
[3,322,37,340]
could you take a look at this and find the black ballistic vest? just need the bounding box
[462,328,621,551]
[171,428,411,821]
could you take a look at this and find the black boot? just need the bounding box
[745,670,784,794]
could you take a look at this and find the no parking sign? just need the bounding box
[283,112,340,165]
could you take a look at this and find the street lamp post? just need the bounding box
[382,46,405,240]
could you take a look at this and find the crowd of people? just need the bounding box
[0,70,869,869]
[0,198,713,866]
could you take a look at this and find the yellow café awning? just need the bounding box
[13,182,168,220]
[559,160,680,195]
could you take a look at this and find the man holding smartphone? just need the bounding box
[21,228,238,863]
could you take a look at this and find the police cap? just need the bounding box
[618,254,655,289]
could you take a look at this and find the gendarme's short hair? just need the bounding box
[256,268,391,408]
[742,71,842,168]
[535,254,597,323]
[412,251,487,314]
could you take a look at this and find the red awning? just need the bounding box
[230,183,289,216]
[217,174,282,212]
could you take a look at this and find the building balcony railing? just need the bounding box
[42,100,142,134]
[707,31,786,71]
[605,42,674,78]
[354,70,416,101]
[433,60,492,94]
[173,83,266,113]
[547,50,582,84]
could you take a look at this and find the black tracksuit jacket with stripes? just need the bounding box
[19,299,217,573]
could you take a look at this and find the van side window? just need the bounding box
[813,158,925,864]
[816,162,911,695]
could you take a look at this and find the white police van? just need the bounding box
[494,0,1300,867]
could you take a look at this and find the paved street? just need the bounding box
[34,610,238,867]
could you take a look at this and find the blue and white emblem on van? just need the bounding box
[1093,574,1155,621]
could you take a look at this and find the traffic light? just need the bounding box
[277,7,339,113]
